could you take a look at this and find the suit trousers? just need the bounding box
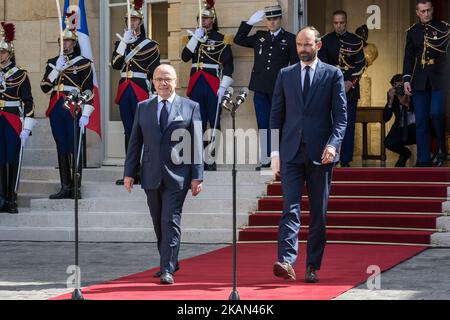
[340,99,358,164]
[253,91,273,163]
[413,89,446,165]
[278,144,333,270]
[145,182,188,274]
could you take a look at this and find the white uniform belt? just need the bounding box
[53,85,80,93]
[121,71,148,79]
[0,100,21,108]
[192,63,219,70]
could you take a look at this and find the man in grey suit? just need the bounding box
[123,64,204,285]
[270,27,347,283]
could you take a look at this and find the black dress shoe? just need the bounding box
[49,185,72,199]
[255,162,271,171]
[273,261,296,281]
[153,263,180,278]
[0,197,7,213]
[395,149,411,167]
[415,162,432,167]
[433,153,447,167]
[305,265,319,283]
[160,272,174,285]
[115,179,124,186]
[204,162,217,171]
[340,162,351,168]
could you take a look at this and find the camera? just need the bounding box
[395,84,405,97]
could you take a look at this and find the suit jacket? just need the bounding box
[270,60,347,163]
[124,95,204,190]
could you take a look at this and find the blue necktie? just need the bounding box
[303,66,311,103]
[160,100,168,132]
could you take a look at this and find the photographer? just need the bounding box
[384,74,416,167]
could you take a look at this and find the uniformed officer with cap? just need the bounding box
[403,0,449,167]
[0,22,37,214]
[112,0,160,184]
[234,4,298,170]
[181,1,234,171]
[41,13,95,200]
[318,10,366,167]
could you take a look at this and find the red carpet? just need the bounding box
[52,244,426,300]
[241,168,449,245]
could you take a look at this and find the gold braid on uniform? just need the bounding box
[1,71,35,116]
[56,62,92,91]
[339,40,364,70]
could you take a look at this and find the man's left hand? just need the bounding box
[191,180,202,197]
[321,145,336,165]
[344,81,353,93]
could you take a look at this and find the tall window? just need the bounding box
[147,1,169,61]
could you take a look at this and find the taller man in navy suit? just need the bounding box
[270,27,347,283]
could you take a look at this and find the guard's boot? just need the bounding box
[7,163,19,214]
[431,116,447,167]
[116,135,130,185]
[49,154,72,199]
[0,165,7,213]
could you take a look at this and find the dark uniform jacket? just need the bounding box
[111,32,160,95]
[234,22,298,95]
[318,31,366,102]
[181,29,234,80]
[0,62,34,118]
[403,20,450,91]
[41,52,94,116]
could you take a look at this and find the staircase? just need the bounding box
[0,166,268,243]
[238,168,450,246]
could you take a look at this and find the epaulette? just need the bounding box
[150,39,160,46]
[405,23,418,33]
[221,33,233,46]
[442,21,450,27]
[182,35,189,47]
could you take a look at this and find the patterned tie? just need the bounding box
[303,66,311,103]
[160,100,169,133]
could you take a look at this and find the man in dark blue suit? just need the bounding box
[270,27,347,283]
[123,64,204,285]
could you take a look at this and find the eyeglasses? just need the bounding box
[154,78,176,84]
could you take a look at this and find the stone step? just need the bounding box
[26,120,55,148]
[17,193,49,207]
[20,167,272,185]
[0,212,249,229]
[0,226,235,243]
[23,149,57,167]
[18,180,266,199]
[436,216,450,231]
[431,233,450,246]
[29,197,257,213]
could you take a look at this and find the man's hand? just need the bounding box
[123,29,135,44]
[388,87,395,105]
[194,27,205,40]
[247,10,265,26]
[321,145,336,165]
[344,81,353,93]
[271,156,281,177]
[124,176,134,193]
[404,82,412,96]
[191,180,202,197]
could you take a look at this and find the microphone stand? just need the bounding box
[69,98,84,301]
[222,97,245,301]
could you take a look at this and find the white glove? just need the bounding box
[55,55,67,72]
[217,86,226,100]
[194,27,205,40]
[20,129,31,145]
[79,115,89,134]
[123,29,135,44]
[247,10,265,26]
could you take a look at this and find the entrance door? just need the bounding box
[100,0,168,165]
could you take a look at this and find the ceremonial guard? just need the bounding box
[112,0,160,185]
[41,12,94,200]
[181,0,234,171]
[318,10,366,167]
[403,0,449,167]
[0,22,36,214]
[234,5,298,170]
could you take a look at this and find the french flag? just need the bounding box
[63,0,102,138]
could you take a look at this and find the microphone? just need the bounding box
[77,89,93,106]
[235,88,249,107]
[220,87,234,108]
[64,89,79,110]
